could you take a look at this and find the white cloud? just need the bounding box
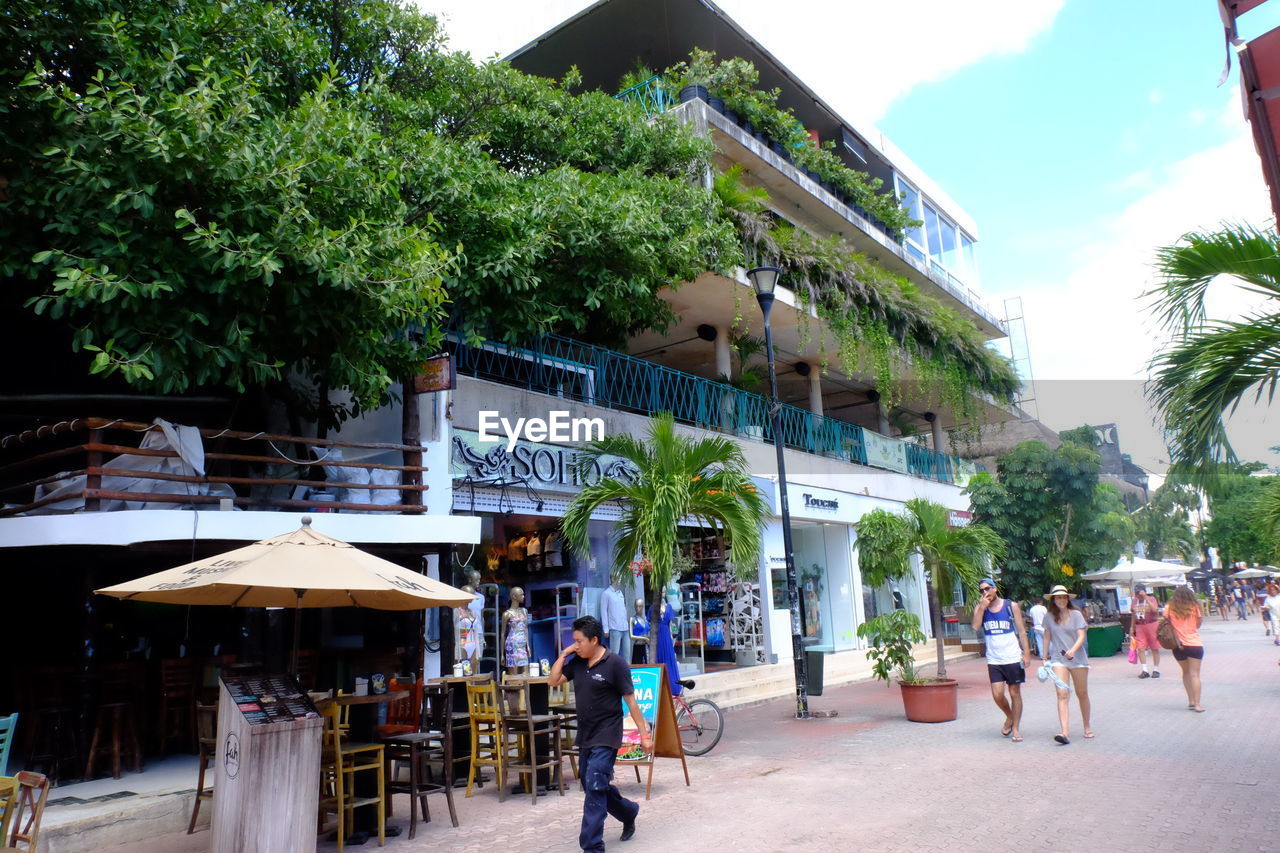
[1024,124,1271,386]
[417,0,1065,121]
[1148,89,1164,104]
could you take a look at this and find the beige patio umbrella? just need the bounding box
[96,516,473,672]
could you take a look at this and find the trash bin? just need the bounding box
[805,650,825,696]
[1085,624,1124,657]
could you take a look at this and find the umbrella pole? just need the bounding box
[290,589,304,678]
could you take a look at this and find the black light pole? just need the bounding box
[747,265,810,719]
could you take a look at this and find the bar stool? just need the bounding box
[20,667,80,785]
[318,702,385,851]
[187,703,217,834]
[499,681,566,804]
[382,683,458,839]
[83,701,143,781]
[464,679,512,801]
[158,658,197,756]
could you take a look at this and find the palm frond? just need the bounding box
[1148,224,1280,335]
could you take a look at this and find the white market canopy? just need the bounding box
[1229,568,1277,579]
[1082,557,1193,585]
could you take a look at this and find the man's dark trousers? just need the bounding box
[579,745,638,852]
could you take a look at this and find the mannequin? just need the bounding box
[629,598,649,664]
[501,586,531,675]
[455,584,484,673]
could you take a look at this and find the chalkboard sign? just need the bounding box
[617,664,689,800]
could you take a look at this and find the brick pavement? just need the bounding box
[110,617,1280,853]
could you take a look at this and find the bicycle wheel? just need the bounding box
[676,698,724,756]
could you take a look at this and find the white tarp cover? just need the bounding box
[29,419,234,513]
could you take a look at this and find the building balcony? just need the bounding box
[448,334,974,487]
[615,81,1006,337]
[0,417,479,548]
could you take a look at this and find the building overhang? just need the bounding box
[0,510,482,549]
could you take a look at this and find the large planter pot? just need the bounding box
[678,84,709,103]
[707,96,725,113]
[898,678,958,723]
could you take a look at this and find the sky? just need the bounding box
[415,0,1279,472]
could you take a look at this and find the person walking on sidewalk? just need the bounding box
[1043,585,1093,744]
[970,577,1031,742]
[1232,581,1249,620]
[1163,586,1207,713]
[1263,583,1280,645]
[1028,599,1048,659]
[1129,586,1162,679]
[548,615,651,852]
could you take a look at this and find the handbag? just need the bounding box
[1127,645,1138,664]
[1156,617,1181,650]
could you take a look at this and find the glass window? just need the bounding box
[895,176,925,250]
[959,233,979,284]
[923,204,942,258]
[939,217,959,271]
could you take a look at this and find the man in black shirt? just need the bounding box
[549,615,651,852]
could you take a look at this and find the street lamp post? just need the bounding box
[747,265,810,719]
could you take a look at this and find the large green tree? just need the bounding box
[1,0,737,415]
[1146,225,1280,477]
[1133,479,1199,563]
[854,499,1006,679]
[966,439,1134,602]
[1203,466,1278,567]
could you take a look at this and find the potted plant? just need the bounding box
[857,609,957,722]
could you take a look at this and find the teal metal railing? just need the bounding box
[615,75,672,119]
[449,334,961,485]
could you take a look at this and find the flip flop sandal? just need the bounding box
[1001,725,1013,737]
[1053,734,1070,745]
[1010,735,1023,742]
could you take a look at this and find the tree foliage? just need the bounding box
[1133,479,1199,562]
[1146,224,1280,479]
[966,439,1134,603]
[1202,466,1278,567]
[560,413,769,618]
[1,0,739,414]
[854,498,1005,678]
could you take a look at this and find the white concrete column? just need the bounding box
[930,416,945,453]
[807,367,823,416]
[876,402,890,435]
[714,326,732,379]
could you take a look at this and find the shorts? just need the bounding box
[1132,621,1160,650]
[987,662,1026,685]
[1172,645,1204,661]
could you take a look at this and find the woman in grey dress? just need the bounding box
[1043,584,1093,744]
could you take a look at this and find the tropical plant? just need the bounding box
[718,330,766,392]
[857,609,929,685]
[560,413,770,618]
[1257,480,1280,547]
[1203,465,1279,566]
[1146,224,1280,478]
[854,498,1006,679]
[1133,480,1199,562]
[967,439,1135,602]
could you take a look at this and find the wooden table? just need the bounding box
[320,690,410,838]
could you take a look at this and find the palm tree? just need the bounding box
[561,413,770,619]
[854,499,1006,679]
[1147,225,1280,476]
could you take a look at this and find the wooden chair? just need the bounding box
[20,668,79,785]
[317,703,385,851]
[157,658,197,756]
[0,714,16,777]
[5,770,50,851]
[186,703,217,834]
[463,679,513,801]
[0,777,17,847]
[498,681,566,805]
[381,683,458,839]
[84,663,144,781]
[548,681,579,778]
[376,678,422,740]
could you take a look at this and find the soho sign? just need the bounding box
[454,433,635,490]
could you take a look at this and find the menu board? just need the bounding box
[222,673,319,727]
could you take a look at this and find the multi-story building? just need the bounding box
[0,0,1021,731]
[441,0,1021,691]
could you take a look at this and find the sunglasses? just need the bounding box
[979,586,993,593]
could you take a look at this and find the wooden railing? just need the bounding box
[0,417,429,517]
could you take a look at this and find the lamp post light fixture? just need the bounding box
[746,265,810,719]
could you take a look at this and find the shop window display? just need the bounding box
[674,528,765,670]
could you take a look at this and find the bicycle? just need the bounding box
[672,679,724,756]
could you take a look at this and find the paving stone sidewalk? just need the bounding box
[115,617,1280,853]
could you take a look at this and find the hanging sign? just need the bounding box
[617,664,690,799]
[863,431,909,473]
[412,353,456,393]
